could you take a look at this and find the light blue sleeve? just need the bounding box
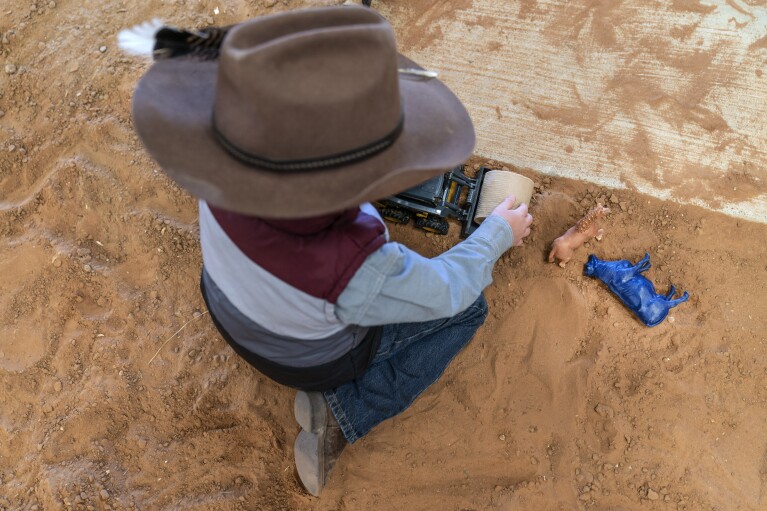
[335,215,514,326]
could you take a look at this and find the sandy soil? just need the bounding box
[1,1,766,510]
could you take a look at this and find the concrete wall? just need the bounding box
[379,0,767,223]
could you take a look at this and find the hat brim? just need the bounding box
[132,54,475,218]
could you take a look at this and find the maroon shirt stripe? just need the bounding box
[208,206,386,303]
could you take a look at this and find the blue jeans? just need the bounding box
[323,294,488,443]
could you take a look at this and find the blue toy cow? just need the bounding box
[584,253,689,327]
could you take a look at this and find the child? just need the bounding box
[126,5,532,495]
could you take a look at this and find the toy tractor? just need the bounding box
[375,165,489,238]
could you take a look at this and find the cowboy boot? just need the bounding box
[293,391,348,496]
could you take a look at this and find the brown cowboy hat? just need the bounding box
[132,6,475,218]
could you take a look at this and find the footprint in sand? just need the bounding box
[487,277,592,441]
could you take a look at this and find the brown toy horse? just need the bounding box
[548,204,610,267]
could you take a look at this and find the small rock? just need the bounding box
[619,201,627,211]
[609,194,619,204]
[499,434,506,441]
[49,0,56,7]
[4,64,17,75]
[100,489,110,500]
[53,258,62,267]
[263,0,277,6]
[83,263,92,272]
[137,438,147,449]
[8,144,15,152]
[53,381,62,392]
[0,110,5,118]
[595,403,614,418]
[99,45,107,53]
[42,403,53,413]
[647,488,659,500]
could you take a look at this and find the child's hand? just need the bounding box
[490,195,533,246]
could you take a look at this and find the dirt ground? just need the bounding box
[1,1,766,510]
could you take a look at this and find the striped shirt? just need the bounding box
[200,200,514,367]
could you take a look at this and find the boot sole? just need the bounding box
[294,430,325,496]
[294,391,328,434]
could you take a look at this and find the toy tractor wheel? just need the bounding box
[380,207,411,225]
[415,216,449,235]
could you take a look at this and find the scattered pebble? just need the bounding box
[99,45,107,53]
[594,403,614,418]
[4,64,17,75]
[83,263,92,272]
[647,488,660,500]
[499,434,506,441]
